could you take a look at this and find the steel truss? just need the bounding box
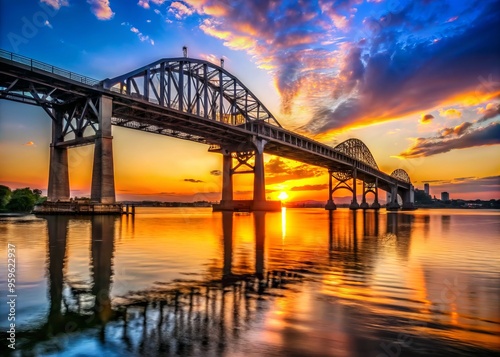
[363,181,377,199]
[390,169,411,183]
[334,139,379,170]
[103,58,282,127]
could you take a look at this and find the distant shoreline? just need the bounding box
[0,212,31,217]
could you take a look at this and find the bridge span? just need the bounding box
[0,49,414,211]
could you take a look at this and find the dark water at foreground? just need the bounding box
[0,208,499,356]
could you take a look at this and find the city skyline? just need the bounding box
[1,0,499,201]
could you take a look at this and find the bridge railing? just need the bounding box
[0,49,100,86]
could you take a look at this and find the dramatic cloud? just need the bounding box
[184,0,500,134]
[40,0,68,9]
[185,0,345,114]
[87,0,114,20]
[420,114,434,124]
[265,157,324,184]
[184,178,204,183]
[401,122,500,158]
[439,108,462,119]
[477,103,500,123]
[439,122,473,137]
[305,2,500,134]
[290,184,328,191]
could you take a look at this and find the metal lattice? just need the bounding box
[103,58,281,127]
[390,169,411,183]
[331,169,353,182]
[334,139,379,170]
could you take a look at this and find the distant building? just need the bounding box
[441,192,450,201]
[424,183,430,196]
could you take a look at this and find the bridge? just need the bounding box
[0,49,415,211]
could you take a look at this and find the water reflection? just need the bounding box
[2,209,499,356]
[222,212,232,278]
[46,216,68,331]
[90,216,116,325]
[441,215,451,232]
[254,211,265,278]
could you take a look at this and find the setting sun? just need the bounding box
[278,191,289,201]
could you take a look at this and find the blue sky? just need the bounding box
[0,0,499,201]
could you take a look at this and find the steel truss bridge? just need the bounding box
[0,49,414,211]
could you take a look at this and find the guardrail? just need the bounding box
[0,48,100,86]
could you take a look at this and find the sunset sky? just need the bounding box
[0,0,499,202]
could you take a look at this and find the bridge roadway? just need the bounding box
[0,49,414,210]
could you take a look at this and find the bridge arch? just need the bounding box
[103,57,282,127]
[334,139,379,170]
[390,169,411,183]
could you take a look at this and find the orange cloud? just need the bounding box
[420,114,435,124]
[439,108,462,119]
[23,141,35,146]
[400,122,500,158]
[87,0,114,20]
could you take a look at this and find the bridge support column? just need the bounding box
[387,184,400,211]
[325,170,336,210]
[48,110,70,202]
[349,168,360,210]
[219,150,234,211]
[371,177,381,210]
[360,180,369,210]
[91,96,116,204]
[252,139,269,211]
[402,185,416,211]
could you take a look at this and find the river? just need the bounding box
[1,208,499,356]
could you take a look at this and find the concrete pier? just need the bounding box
[91,96,116,204]
[47,146,70,202]
[252,139,268,211]
[219,151,234,211]
[325,170,337,210]
[47,110,70,202]
[349,168,359,210]
[325,200,337,210]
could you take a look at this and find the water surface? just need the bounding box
[1,208,499,356]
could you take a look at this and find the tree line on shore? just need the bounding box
[0,185,46,213]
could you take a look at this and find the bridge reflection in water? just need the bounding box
[29,213,305,355]
[11,210,499,356]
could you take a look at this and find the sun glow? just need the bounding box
[278,191,289,201]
